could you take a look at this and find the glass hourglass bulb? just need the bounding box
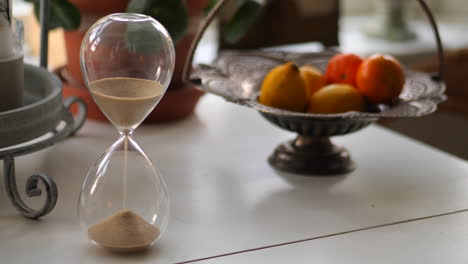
[78,13,175,252]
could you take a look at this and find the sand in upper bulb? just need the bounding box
[89,77,164,133]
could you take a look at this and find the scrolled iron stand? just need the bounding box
[1,0,87,219]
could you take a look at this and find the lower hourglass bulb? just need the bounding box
[78,136,169,252]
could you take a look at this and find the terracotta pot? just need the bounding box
[68,0,129,15]
[172,0,210,84]
[64,30,86,87]
[185,0,210,16]
[61,0,210,123]
[173,32,197,85]
[146,83,205,123]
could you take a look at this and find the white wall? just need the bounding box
[342,0,442,16]
[342,0,373,15]
[440,0,468,16]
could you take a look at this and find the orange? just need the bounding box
[308,84,365,114]
[300,65,326,95]
[259,62,309,112]
[325,53,364,86]
[356,54,405,104]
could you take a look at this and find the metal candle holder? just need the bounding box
[186,0,446,176]
[1,0,87,218]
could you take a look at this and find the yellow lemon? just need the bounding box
[300,65,326,95]
[259,62,308,112]
[308,84,365,114]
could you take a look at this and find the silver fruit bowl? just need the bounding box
[192,50,445,175]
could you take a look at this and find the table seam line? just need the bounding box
[174,208,468,264]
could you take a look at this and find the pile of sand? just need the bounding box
[88,210,160,253]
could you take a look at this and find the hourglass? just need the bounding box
[78,13,174,252]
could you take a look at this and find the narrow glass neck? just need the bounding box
[119,129,134,137]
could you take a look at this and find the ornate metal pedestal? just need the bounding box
[268,137,355,175]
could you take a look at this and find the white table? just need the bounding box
[204,211,468,264]
[1,95,468,263]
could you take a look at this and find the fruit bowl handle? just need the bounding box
[183,0,445,83]
[182,0,230,84]
[416,0,445,81]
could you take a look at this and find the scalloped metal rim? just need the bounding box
[194,50,447,121]
[246,98,440,119]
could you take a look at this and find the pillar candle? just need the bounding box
[0,0,24,112]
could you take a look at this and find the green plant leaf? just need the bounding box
[221,0,263,44]
[234,0,248,6]
[25,0,80,31]
[203,0,218,15]
[127,0,188,44]
[126,0,151,12]
[204,0,248,15]
[126,21,165,55]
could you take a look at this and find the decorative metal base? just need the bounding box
[1,97,86,219]
[3,157,58,219]
[268,136,355,176]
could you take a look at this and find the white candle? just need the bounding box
[0,0,24,112]
[0,18,15,58]
[0,0,15,59]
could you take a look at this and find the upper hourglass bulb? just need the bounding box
[78,13,175,252]
[81,13,175,135]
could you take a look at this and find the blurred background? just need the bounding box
[13,0,468,160]
[344,0,468,161]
